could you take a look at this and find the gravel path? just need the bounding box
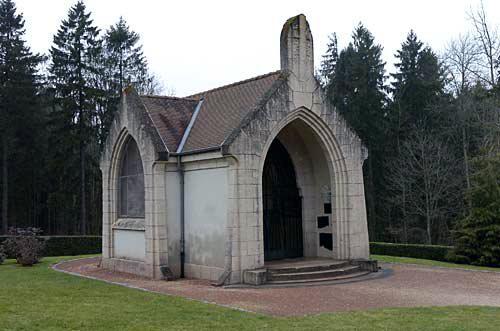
[54,257,500,316]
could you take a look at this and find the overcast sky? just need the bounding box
[14,0,500,96]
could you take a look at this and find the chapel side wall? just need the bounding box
[183,158,229,281]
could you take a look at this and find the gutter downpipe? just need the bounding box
[175,98,204,279]
[177,156,185,278]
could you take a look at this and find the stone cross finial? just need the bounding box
[280,14,315,92]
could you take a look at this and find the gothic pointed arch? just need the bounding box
[118,137,145,218]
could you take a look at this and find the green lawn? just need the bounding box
[372,254,500,272]
[1,256,500,330]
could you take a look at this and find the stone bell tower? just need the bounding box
[280,14,317,110]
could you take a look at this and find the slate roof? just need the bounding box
[140,70,284,155]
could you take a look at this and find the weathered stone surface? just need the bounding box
[243,268,267,285]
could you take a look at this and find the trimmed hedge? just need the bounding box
[0,236,101,257]
[370,242,454,262]
[0,237,455,261]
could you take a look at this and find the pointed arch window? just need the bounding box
[119,138,145,218]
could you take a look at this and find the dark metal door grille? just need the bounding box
[263,140,303,261]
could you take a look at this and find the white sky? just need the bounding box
[15,0,499,96]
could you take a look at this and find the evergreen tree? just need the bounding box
[101,16,153,142]
[319,33,338,88]
[391,31,445,132]
[451,152,500,266]
[103,17,152,95]
[0,0,42,234]
[330,24,387,144]
[49,1,103,234]
[324,24,387,240]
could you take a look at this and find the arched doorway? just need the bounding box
[263,139,303,260]
[260,115,339,263]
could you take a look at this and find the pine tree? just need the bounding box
[451,152,500,266]
[330,24,387,143]
[0,0,42,234]
[319,33,338,88]
[325,23,387,240]
[103,17,152,95]
[101,16,153,142]
[49,1,103,234]
[391,31,445,132]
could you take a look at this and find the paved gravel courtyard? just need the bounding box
[54,257,500,316]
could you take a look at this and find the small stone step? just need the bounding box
[267,265,361,281]
[267,260,351,274]
[266,270,371,285]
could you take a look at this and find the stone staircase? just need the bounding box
[243,258,378,286]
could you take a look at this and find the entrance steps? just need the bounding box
[243,258,378,286]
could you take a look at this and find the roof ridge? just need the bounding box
[185,70,282,98]
[140,95,199,101]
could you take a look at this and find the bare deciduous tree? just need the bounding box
[443,33,481,95]
[386,129,462,244]
[468,0,500,87]
[476,94,500,154]
[443,33,481,189]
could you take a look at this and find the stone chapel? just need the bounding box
[100,14,373,285]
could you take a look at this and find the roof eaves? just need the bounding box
[170,145,222,157]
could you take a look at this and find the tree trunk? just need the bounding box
[422,143,432,245]
[425,184,432,245]
[460,101,471,190]
[1,135,8,234]
[78,85,87,235]
[77,49,87,235]
[119,50,123,93]
[395,102,409,243]
[426,210,432,245]
[402,185,408,243]
[80,128,86,235]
